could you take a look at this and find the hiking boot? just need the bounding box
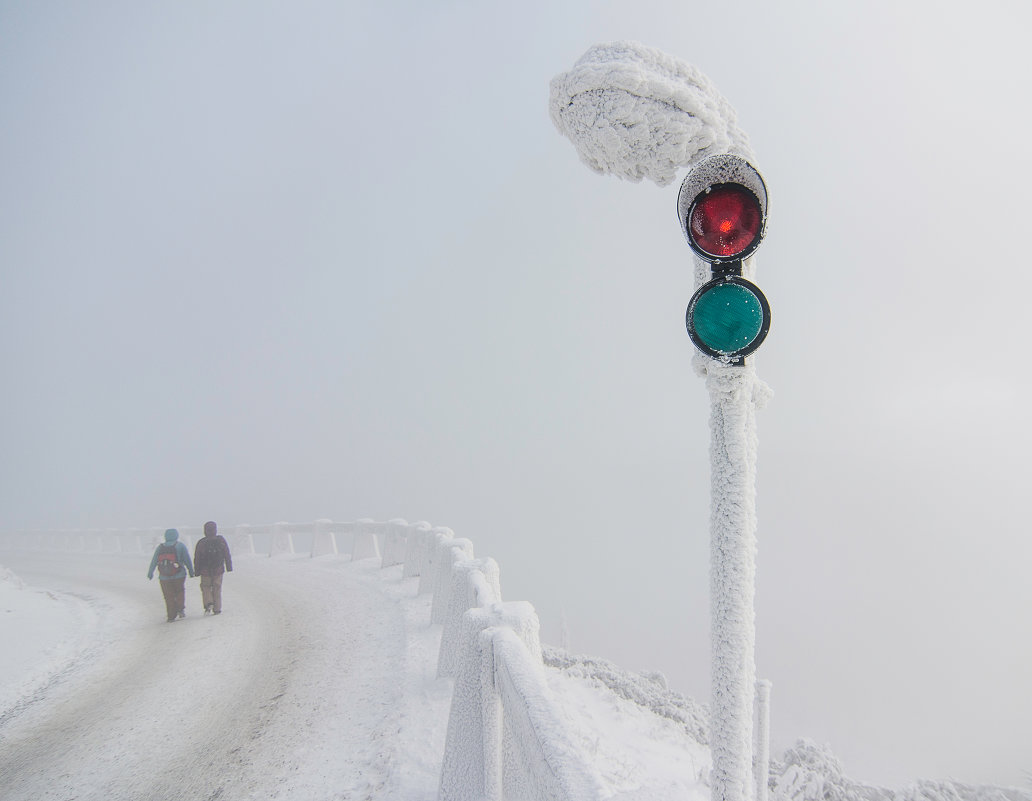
[177,610,186,619]
[204,604,214,615]
[212,610,221,615]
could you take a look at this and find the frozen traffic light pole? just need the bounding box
[550,42,772,801]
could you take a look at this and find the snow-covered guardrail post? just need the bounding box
[381,518,409,568]
[431,538,475,625]
[551,41,772,801]
[755,679,772,801]
[402,521,433,578]
[269,521,294,557]
[439,600,547,801]
[438,557,502,678]
[418,527,454,595]
[353,518,382,561]
[232,524,256,556]
[311,518,337,557]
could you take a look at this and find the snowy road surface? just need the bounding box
[1,547,712,801]
[0,550,450,801]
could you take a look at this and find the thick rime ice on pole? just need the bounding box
[549,41,753,186]
[705,360,771,801]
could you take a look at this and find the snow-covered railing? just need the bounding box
[0,518,604,801]
[0,520,387,564]
[415,533,603,801]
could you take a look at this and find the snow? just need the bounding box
[1,536,1028,801]
[0,550,440,800]
[0,543,710,801]
[0,563,97,716]
[549,41,754,186]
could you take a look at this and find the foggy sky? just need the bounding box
[2,0,1030,789]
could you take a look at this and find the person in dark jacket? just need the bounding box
[194,520,233,615]
[147,528,195,622]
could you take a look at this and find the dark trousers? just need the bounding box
[160,576,186,621]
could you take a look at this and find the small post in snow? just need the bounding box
[755,679,772,801]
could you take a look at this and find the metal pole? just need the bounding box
[704,358,766,801]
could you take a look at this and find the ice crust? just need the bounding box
[549,41,753,186]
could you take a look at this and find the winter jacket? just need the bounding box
[147,531,195,581]
[193,534,233,576]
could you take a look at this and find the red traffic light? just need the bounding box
[678,154,768,265]
[689,184,763,259]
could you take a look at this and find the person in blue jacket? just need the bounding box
[147,528,196,622]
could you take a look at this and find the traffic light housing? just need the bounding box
[678,154,770,363]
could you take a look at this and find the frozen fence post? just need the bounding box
[438,557,503,678]
[232,524,256,555]
[129,529,147,553]
[179,526,201,551]
[269,521,294,557]
[431,538,475,625]
[755,679,772,801]
[419,527,454,596]
[492,627,604,801]
[438,601,542,801]
[480,628,504,801]
[100,530,118,553]
[311,518,337,557]
[403,521,433,578]
[353,518,382,561]
[381,518,409,568]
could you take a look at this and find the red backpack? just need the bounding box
[156,543,180,577]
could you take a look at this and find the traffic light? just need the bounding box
[678,154,770,363]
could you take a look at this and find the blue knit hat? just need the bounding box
[164,528,179,543]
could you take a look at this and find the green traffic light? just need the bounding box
[687,278,770,358]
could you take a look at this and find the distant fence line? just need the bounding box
[0,519,393,561]
[0,519,604,801]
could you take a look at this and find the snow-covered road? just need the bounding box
[3,541,1028,801]
[0,550,450,801]
[1,545,720,801]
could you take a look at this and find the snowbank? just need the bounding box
[772,740,1031,801]
[0,563,98,717]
